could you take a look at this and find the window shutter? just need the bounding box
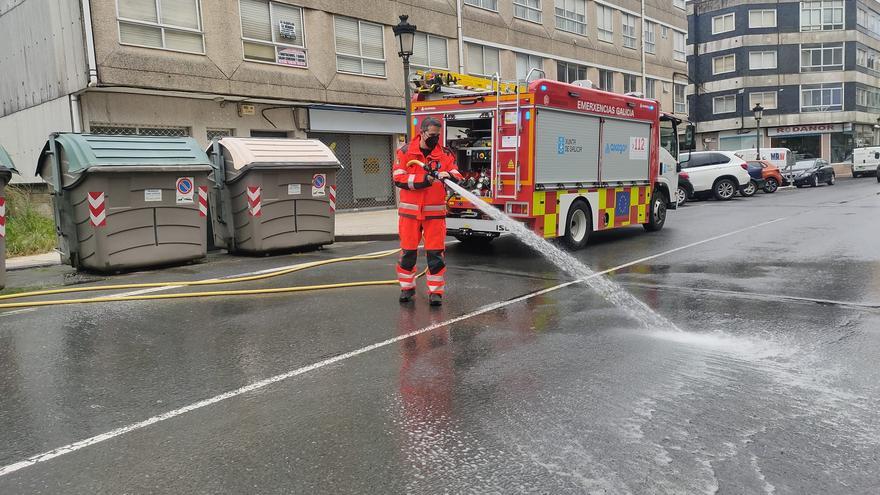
[271,3,304,46]
[428,36,448,68]
[119,0,158,22]
[161,0,199,29]
[165,30,203,52]
[359,22,384,60]
[119,23,163,47]
[484,47,499,74]
[335,17,360,56]
[241,0,271,41]
[411,33,429,66]
[467,43,483,74]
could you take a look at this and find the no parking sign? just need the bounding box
[176,177,194,204]
[312,174,326,197]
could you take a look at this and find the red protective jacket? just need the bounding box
[393,134,462,219]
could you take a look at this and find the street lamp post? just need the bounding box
[874,117,880,146]
[752,103,764,159]
[393,15,417,142]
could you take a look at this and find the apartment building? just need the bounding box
[1,0,687,209]
[688,0,880,162]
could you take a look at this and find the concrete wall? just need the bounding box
[0,0,88,117]
[0,96,74,181]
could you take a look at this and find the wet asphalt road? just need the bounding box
[1,178,879,494]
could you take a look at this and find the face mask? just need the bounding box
[423,135,440,150]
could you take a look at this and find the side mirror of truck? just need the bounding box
[683,124,696,151]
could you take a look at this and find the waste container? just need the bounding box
[37,133,214,272]
[206,137,342,253]
[0,145,19,289]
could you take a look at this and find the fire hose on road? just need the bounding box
[0,249,425,310]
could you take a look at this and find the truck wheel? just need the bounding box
[853,171,861,178]
[644,189,667,232]
[713,178,737,200]
[562,201,591,250]
[762,177,779,193]
[739,180,757,197]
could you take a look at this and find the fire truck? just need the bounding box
[410,70,683,249]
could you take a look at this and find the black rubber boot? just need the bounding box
[399,289,415,303]
[429,293,442,306]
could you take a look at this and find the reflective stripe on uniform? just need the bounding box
[423,205,446,211]
[398,202,419,210]
[393,169,406,176]
[407,175,416,189]
[426,274,444,282]
[397,271,416,281]
[399,281,416,289]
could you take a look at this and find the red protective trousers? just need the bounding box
[397,216,446,295]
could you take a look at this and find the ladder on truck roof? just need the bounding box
[412,70,528,199]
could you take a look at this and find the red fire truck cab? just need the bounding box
[411,72,682,249]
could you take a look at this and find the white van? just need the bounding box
[852,147,880,177]
[734,148,796,172]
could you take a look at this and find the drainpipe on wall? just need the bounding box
[640,0,646,92]
[456,0,465,73]
[70,94,82,133]
[81,0,98,87]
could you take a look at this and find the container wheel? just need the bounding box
[562,201,591,250]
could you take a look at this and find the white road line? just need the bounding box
[0,216,789,478]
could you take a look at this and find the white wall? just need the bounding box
[0,95,74,183]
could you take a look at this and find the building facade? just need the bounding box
[688,0,880,162]
[1,0,687,209]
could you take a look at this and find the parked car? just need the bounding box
[742,163,765,197]
[746,160,783,193]
[735,148,796,176]
[678,151,752,201]
[792,158,835,187]
[852,147,880,178]
[676,171,693,206]
[877,164,880,182]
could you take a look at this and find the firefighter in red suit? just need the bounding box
[393,117,463,306]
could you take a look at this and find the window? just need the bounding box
[464,0,498,11]
[801,1,844,31]
[749,91,777,110]
[240,0,306,66]
[334,17,385,77]
[661,25,668,38]
[712,13,735,34]
[749,51,776,70]
[673,0,685,10]
[207,128,235,141]
[856,87,880,109]
[622,14,637,49]
[466,43,500,76]
[645,78,656,98]
[516,53,543,81]
[598,69,614,91]
[117,0,204,53]
[555,0,586,35]
[90,124,190,137]
[597,5,614,42]
[681,153,731,168]
[857,7,880,38]
[800,43,843,72]
[800,83,843,111]
[713,95,736,114]
[674,84,686,113]
[557,61,587,83]
[411,33,448,70]
[673,32,686,61]
[644,21,656,54]
[857,46,880,71]
[623,74,637,93]
[712,54,736,74]
[749,9,777,28]
[514,0,542,22]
